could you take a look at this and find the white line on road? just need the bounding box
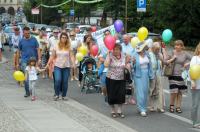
[164,112,200,132]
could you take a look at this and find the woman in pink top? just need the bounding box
[47,32,75,101]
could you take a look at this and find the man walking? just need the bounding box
[17,27,40,97]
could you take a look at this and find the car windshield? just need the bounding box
[4,27,14,33]
[67,23,79,28]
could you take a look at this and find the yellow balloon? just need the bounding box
[131,37,140,48]
[76,52,84,62]
[13,71,25,81]
[189,65,200,80]
[138,27,149,41]
[78,45,88,56]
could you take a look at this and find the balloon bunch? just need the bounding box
[76,45,88,62]
[130,27,149,48]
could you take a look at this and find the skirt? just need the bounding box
[168,75,188,93]
[106,77,125,105]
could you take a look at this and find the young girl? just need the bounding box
[190,42,200,128]
[25,57,45,101]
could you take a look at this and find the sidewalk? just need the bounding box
[0,56,137,132]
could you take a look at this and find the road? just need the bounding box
[0,46,199,132]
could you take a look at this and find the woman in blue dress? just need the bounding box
[132,42,154,117]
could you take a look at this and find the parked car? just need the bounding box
[63,22,80,31]
[35,24,47,30]
[28,22,36,30]
[127,32,161,40]
[77,25,91,34]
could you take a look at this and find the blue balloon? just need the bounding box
[162,29,173,43]
[114,20,123,33]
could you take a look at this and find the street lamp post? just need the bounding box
[125,0,128,33]
[41,0,43,24]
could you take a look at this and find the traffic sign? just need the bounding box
[137,0,146,12]
[70,9,75,16]
[31,8,39,15]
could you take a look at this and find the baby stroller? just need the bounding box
[124,68,136,105]
[81,56,101,94]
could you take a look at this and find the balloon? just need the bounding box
[78,45,88,56]
[137,27,149,41]
[162,29,173,43]
[104,35,116,50]
[13,71,25,81]
[76,53,84,62]
[91,26,97,32]
[131,37,140,48]
[114,20,124,33]
[90,45,98,56]
[189,65,200,80]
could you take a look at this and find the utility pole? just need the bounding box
[40,0,43,24]
[73,0,75,23]
[125,0,128,33]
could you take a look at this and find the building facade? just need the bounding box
[0,0,24,15]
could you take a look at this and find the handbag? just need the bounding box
[163,59,175,76]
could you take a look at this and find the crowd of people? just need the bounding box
[0,24,200,129]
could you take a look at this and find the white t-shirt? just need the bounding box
[139,55,149,69]
[25,66,38,81]
[190,56,200,89]
[49,36,59,55]
[71,40,79,50]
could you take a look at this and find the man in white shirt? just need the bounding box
[48,29,59,55]
[121,35,135,56]
[12,27,22,69]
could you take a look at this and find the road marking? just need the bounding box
[164,112,192,124]
[164,89,187,97]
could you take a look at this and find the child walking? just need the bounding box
[25,57,45,101]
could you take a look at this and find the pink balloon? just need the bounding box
[90,45,98,56]
[104,35,116,50]
[91,26,97,32]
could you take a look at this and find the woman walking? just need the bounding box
[190,42,200,128]
[167,40,191,113]
[47,32,75,101]
[104,44,127,118]
[132,42,154,117]
[149,42,165,112]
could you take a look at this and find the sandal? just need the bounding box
[169,105,174,113]
[111,113,117,118]
[118,113,125,118]
[176,107,182,113]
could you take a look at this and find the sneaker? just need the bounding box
[74,77,78,81]
[71,78,74,81]
[62,97,68,101]
[140,112,147,117]
[54,96,59,101]
[157,108,165,113]
[24,94,30,98]
[193,124,200,129]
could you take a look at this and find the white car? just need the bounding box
[77,25,91,34]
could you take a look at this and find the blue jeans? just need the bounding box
[54,66,70,97]
[20,62,30,95]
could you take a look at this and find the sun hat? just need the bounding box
[136,42,148,52]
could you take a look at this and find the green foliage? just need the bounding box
[23,0,200,46]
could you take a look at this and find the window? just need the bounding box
[10,0,12,3]
[4,0,6,3]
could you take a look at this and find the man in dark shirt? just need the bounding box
[17,27,40,97]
